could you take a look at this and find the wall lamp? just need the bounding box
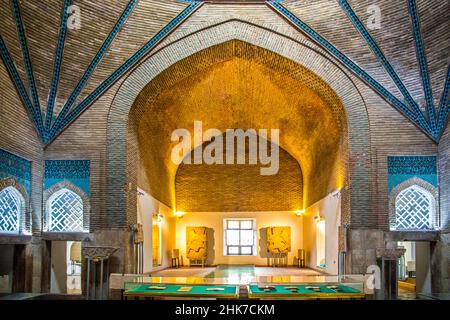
[153,213,164,223]
[314,215,324,222]
[294,210,305,216]
[331,189,342,199]
[174,211,185,218]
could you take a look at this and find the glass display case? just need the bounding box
[123,275,367,300]
[247,281,365,299]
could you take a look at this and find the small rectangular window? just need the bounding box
[224,219,256,256]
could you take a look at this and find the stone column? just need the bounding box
[430,233,449,294]
[346,228,384,274]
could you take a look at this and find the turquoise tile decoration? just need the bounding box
[0,149,32,195]
[44,160,90,196]
[388,156,437,193]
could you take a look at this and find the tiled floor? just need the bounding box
[147,265,327,285]
[398,288,418,300]
[151,266,322,278]
[150,267,215,278]
[254,267,323,277]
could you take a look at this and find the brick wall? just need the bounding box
[0,61,44,292]
[175,138,304,212]
[108,23,371,230]
[439,125,450,231]
[0,1,447,287]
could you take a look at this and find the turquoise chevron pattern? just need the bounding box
[0,0,448,143]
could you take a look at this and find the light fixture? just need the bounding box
[294,210,304,216]
[314,215,324,222]
[174,211,185,218]
[153,213,163,223]
[331,189,342,198]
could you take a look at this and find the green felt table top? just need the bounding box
[125,284,239,296]
[248,284,361,295]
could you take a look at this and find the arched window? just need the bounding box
[0,186,22,233]
[395,185,435,231]
[48,188,84,232]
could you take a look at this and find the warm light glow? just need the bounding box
[330,189,342,198]
[135,41,346,212]
[316,219,326,267]
[317,219,325,229]
[294,210,305,216]
[314,215,325,222]
[174,211,185,218]
[153,213,164,223]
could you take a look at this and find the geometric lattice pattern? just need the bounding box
[395,185,433,230]
[48,188,83,232]
[0,187,21,233]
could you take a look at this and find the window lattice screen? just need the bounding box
[0,187,21,232]
[395,186,433,230]
[49,189,84,232]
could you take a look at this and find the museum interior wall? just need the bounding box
[0,0,448,294]
[137,188,175,273]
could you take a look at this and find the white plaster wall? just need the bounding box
[137,188,176,273]
[416,242,432,294]
[175,211,303,266]
[303,193,341,275]
[50,241,67,294]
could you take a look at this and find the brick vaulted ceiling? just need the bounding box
[0,0,449,144]
[0,0,190,142]
[133,41,346,211]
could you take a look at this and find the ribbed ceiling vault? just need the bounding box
[0,0,448,142]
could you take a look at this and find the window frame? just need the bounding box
[0,186,23,234]
[394,185,435,231]
[223,218,256,256]
[47,188,85,233]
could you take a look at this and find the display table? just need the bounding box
[123,283,240,300]
[248,283,365,300]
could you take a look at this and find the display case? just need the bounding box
[122,275,367,300]
[123,282,240,300]
[247,280,365,299]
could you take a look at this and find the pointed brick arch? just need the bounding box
[0,177,30,234]
[106,20,371,229]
